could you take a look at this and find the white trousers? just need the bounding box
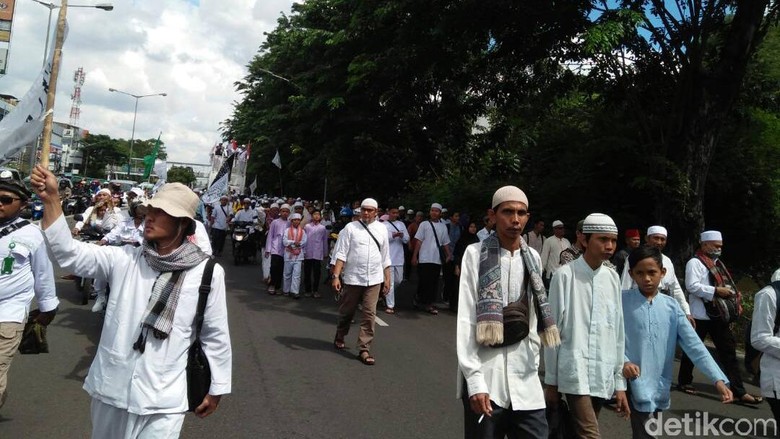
[386,265,404,309]
[262,252,271,280]
[93,277,108,297]
[90,398,185,439]
[283,260,302,295]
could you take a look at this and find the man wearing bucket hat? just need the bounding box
[0,170,58,411]
[31,165,232,437]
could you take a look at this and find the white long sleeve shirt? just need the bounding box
[211,203,231,231]
[540,236,570,279]
[621,253,691,315]
[44,215,232,415]
[384,220,409,266]
[332,220,391,286]
[685,257,717,320]
[544,257,627,398]
[751,284,780,399]
[456,243,545,410]
[0,218,58,323]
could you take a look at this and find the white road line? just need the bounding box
[375,316,389,327]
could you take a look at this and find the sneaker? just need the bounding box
[91,295,107,313]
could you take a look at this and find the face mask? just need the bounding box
[708,250,722,259]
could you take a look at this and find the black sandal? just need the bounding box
[676,384,697,395]
[739,394,764,405]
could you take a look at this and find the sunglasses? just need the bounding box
[0,196,20,205]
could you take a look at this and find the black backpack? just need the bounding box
[744,281,780,377]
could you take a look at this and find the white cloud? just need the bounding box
[0,0,295,164]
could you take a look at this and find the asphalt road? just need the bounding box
[0,252,776,438]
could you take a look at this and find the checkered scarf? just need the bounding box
[476,234,560,347]
[132,240,209,353]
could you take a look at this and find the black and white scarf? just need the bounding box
[132,241,209,353]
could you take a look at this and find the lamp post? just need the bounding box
[32,1,113,67]
[107,88,166,178]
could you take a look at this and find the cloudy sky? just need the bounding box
[1,0,295,164]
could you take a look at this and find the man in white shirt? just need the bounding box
[457,186,550,438]
[544,213,629,437]
[411,203,451,315]
[330,198,391,365]
[32,168,232,437]
[476,215,494,242]
[523,219,545,253]
[383,207,409,314]
[540,220,570,288]
[0,172,58,410]
[619,225,693,325]
[677,230,762,404]
[750,268,780,423]
[209,196,231,256]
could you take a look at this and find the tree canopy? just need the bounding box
[79,134,167,178]
[226,0,780,277]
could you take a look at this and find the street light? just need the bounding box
[108,88,166,178]
[31,1,114,68]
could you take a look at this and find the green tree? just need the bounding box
[167,166,196,187]
[80,134,127,178]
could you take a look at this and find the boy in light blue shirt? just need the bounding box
[622,245,733,438]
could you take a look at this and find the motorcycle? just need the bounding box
[72,214,105,305]
[231,221,255,265]
[31,198,43,221]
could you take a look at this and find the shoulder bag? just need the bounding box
[428,220,447,265]
[187,258,216,412]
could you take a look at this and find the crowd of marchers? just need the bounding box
[2,171,780,438]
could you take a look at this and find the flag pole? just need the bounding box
[39,0,68,169]
[278,167,283,197]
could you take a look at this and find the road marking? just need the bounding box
[375,316,389,327]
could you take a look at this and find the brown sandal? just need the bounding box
[358,351,375,366]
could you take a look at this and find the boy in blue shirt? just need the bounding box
[622,245,733,438]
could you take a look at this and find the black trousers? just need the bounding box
[270,254,284,289]
[443,260,458,303]
[210,228,227,256]
[461,395,548,439]
[416,263,441,306]
[303,259,322,293]
[677,318,746,397]
[768,397,780,437]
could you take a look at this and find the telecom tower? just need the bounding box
[70,67,85,127]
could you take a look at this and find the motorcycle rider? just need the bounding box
[73,189,123,235]
[232,198,258,257]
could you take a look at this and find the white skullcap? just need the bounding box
[552,220,564,228]
[280,203,291,211]
[398,205,405,210]
[491,185,529,210]
[270,203,279,209]
[582,213,618,235]
[700,230,722,242]
[361,198,378,209]
[289,213,302,220]
[96,188,111,196]
[407,209,414,214]
[129,187,144,197]
[431,203,443,211]
[647,226,668,237]
[772,268,780,283]
[243,198,251,203]
[442,208,448,213]
[293,202,304,208]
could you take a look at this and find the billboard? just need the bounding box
[0,1,15,22]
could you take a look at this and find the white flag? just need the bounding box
[151,159,167,194]
[0,48,56,162]
[249,176,258,194]
[271,149,282,169]
[202,153,235,204]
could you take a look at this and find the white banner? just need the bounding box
[0,25,64,163]
[151,159,167,194]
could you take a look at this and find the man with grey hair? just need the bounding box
[209,195,231,257]
[331,198,391,365]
